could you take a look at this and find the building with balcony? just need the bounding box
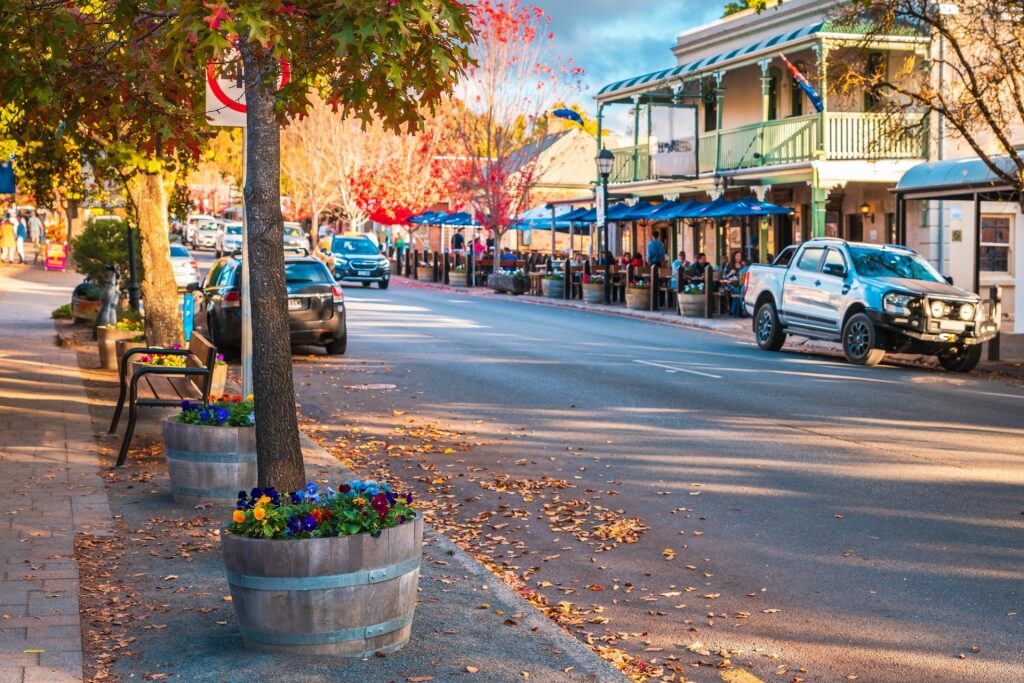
[594,0,929,265]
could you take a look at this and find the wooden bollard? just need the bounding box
[704,265,714,319]
[443,252,450,285]
[563,258,571,300]
[432,252,440,283]
[650,265,659,312]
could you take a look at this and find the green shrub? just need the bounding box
[51,304,73,319]
[70,219,144,286]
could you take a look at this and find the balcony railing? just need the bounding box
[609,112,927,183]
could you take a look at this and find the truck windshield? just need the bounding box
[849,247,943,283]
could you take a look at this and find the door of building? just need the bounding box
[845,215,864,242]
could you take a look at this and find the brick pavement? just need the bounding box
[0,265,111,683]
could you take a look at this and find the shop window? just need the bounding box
[979,214,1012,273]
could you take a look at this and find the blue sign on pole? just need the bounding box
[182,293,194,341]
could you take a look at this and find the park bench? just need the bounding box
[108,332,218,467]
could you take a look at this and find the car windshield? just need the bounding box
[169,245,189,258]
[332,237,379,255]
[284,262,330,284]
[284,226,303,237]
[849,247,943,283]
[200,224,219,232]
[226,225,242,235]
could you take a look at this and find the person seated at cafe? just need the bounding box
[689,253,711,278]
[500,247,517,262]
[629,252,644,269]
[671,251,690,289]
[618,252,632,268]
[721,250,744,282]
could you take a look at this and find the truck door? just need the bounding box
[811,247,851,332]
[780,246,826,326]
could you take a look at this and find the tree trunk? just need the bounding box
[127,171,182,347]
[241,40,306,493]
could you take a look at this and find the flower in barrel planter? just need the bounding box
[221,480,424,656]
[449,263,468,286]
[162,395,256,505]
[581,273,605,303]
[625,279,651,310]
[677,282,706,316]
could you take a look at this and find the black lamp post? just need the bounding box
[595,147,614,264]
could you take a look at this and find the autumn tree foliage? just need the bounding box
[832,0,1024,209]
[451,0,583,253]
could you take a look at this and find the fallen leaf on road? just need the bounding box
[160,575,178,581]
[407,677,434,682]
[466,666,479,673]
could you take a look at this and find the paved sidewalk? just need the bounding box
[0,265,111,683]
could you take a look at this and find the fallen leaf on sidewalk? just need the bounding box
[406,677,433,682]
[160,575,178,581]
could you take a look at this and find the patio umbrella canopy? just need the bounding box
[699,196,792,218]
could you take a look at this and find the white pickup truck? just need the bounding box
[742,238,1000,371]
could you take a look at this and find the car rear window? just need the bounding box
[285,262,330,284]
[170,245,189,257]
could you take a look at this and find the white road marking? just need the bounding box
[633,359,723,379]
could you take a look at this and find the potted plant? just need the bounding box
[222,480,422,656]
[71,278,104,322]
[541,272,564,298]
[449,264,468,287]
[163,395,256,505]
[97,319,144,370]
[415,259,434,282]
[581,274,605,304]
[115,334,147,369]
[677,282,705,317]
[487,268,528,294]
[127,348,187,382]
[625,280,650,311]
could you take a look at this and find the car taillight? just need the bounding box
[223,290,241,308]
[332,285,344,302]
[741,271,750,296]
[190,260,198,270]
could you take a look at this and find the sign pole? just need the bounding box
[241,126,253,397]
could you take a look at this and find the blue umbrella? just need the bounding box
[699,196,791,218]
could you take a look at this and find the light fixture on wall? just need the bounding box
[860,202,875,223]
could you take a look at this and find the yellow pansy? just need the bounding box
[352,497,366,506]
[253,506,266,521]
[256,495,271,506]
[232,510,246,524]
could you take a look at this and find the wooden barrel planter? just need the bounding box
[221,515,424,656]
[97,327,140,370]
[582,283,604,304]
[449,271,468,287]
[415,265,434,282]
[625,287,650,311]
[210,363,228,397]
[162,418,257,505]
[72,297,101,323]
[115,338,146,370]
[677,294,704,317]
[542,278,564,298]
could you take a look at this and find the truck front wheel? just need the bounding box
[843,313,886,366]
[937,344,982,372]
[754,303,787,351]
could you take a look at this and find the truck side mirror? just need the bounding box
[823,263,847,278]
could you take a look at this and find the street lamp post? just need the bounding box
[595,148,613,264]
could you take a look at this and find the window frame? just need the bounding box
[796,246,825,273]
[979,213,1013,275]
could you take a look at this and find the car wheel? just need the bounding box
[378,279,390,290]
[325,331,347,355]
[843,313,885,366]
[938,344,982,372]
[361,281,372,288]
[754,302,786,351]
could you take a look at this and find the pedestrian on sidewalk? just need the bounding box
[0,213,15,264]
[451,228,465,257]
[28,210,43,264]
[14,215,26,264]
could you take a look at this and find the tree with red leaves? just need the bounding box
[450,0,584,255]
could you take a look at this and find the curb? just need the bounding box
[296,433,627,682]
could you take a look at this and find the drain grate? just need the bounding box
[343,383,397,390]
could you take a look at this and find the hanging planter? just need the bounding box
[162,397,256,505]
[222,482,422,656]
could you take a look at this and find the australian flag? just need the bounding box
[0,158,14,195]
[780,53,824,113]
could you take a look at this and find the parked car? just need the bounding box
[194,221,222,250]
[186,214,216,246]
[221,222,243,255]
[199,254,347,355]
[743,238,1000,371]
[169,244,200,290]
[283,222,308,252]
[329,235,390,288]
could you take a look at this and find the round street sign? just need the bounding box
[205,54,291,127]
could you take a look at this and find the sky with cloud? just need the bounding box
[540,0,725,107]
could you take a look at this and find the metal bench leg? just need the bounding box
[109,376,128,433]
[115,401,138,467]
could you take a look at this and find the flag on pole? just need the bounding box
[779,53,824,113]
[552,108,585,127]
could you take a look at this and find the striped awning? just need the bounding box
[597,22,825,102]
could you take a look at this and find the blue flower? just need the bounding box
[198,409,211,423]
[290,492,302,504]
[301,514,316,532]
[405,492,414,504]
[181,400,194,411]
[247,412,255,425]
[265,487,280,505]
[250,487,261,500]
[215,407,230,423]
[287,515,302,536]
[386,492,396,505]
[237,490,247,500]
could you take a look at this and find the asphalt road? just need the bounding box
[192,247,1024,682]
